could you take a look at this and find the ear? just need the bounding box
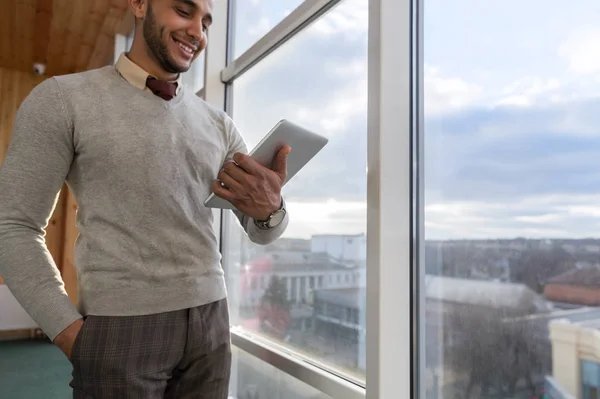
[129,0,148,21]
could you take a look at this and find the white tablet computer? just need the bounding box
[204,119,328,210]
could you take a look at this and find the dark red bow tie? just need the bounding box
[146,76,177,101]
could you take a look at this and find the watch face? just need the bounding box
[269,210,285,227]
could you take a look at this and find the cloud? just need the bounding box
[559,27,600,75]
[425,194,600,240]
[495,76,562,107]
[422,87,600,239]
[425,68,600,114]
[310,0,367,38]
[227,0,600,241]
[424,66,484,115]
[232,0,306,57]
[425,97,600,204]
[231,0,368,204]
[282,200,366,239]
[247,16,271,38]
[291,62,367,136]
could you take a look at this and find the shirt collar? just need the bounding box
[115,52,182,96]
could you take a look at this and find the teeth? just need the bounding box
[176,40,194,54]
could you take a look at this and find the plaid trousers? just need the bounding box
[68,298,231,399]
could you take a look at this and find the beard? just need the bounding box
[143,2,189,74]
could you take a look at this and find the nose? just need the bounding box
[186,18,205,48]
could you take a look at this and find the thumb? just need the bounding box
[272,146,291,179]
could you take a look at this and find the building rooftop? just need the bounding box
[313,276,551,313]
[578,319,600,330]
[311,233,366,238]
[425,275,552,312]
[246,252,358,273]
[314,287,365,308]
[547,268,600,288]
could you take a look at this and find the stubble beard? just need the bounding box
[143,2,189,74]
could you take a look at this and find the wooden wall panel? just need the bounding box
[0,1,10,69]
[0,67,46,168]
[1,0,132,76]
[15,1,37,73]
[33,0,54,65]
[0,67,67,285]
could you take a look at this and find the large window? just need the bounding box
[423,0,600,398]
[224,0,367,384]
[231,0,307,58]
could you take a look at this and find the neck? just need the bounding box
[128,38,178,81]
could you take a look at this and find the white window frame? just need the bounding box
[221,0,344,83]
[365,0,418,397]
[203,0,419,397]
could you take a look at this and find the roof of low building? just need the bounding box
[425,275,551,312]
[314,275,552,313]
[547,268,600,288]
[314,287,364,308]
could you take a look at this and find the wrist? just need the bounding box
[54,318,83,345]
[256,198,283,222]
[254,198,286,229]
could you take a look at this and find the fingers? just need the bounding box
[218,169,244,193]
[224,160,250,181]
[272,146,291,181]
[211,180,236,202]
[233,152,262,175]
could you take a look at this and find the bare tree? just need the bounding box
[257,275,291,339]
[511,246,574,293]
[445,306,550,398]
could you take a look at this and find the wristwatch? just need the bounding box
[254,199,287,229]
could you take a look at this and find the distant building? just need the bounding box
[507,307,600,341]
[423,275,553,380]
[547,318,600,399]
[310,234,366,263]
[238,251,363,309]
[312,286,366,371]
[309,275,553,375]
[544,268,600,307]
[264,238,312,253]
[424,275,553,314]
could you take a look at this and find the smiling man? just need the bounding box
[0,0,290,398]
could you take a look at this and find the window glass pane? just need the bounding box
[230,346,333,399]
[225,0,367,383]
[583,361,600,387]
[231,0,306,59]
[424,1,600,398]
[182,51,205,94]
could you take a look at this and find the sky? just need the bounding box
[224,0,600,240]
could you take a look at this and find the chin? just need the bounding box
[165,56,192,74]
[167,35,200,73]
[176,61,192,73]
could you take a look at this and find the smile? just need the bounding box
[173,38,196,55]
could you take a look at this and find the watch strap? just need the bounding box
[254,198,285,229]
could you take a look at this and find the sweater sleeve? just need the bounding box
[222,114,289,245]
[0,78,83,341]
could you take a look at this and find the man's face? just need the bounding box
[142,0,213,74]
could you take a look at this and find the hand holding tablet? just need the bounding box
[205,119,328,211]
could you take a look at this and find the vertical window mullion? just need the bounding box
[366,0,415,398]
